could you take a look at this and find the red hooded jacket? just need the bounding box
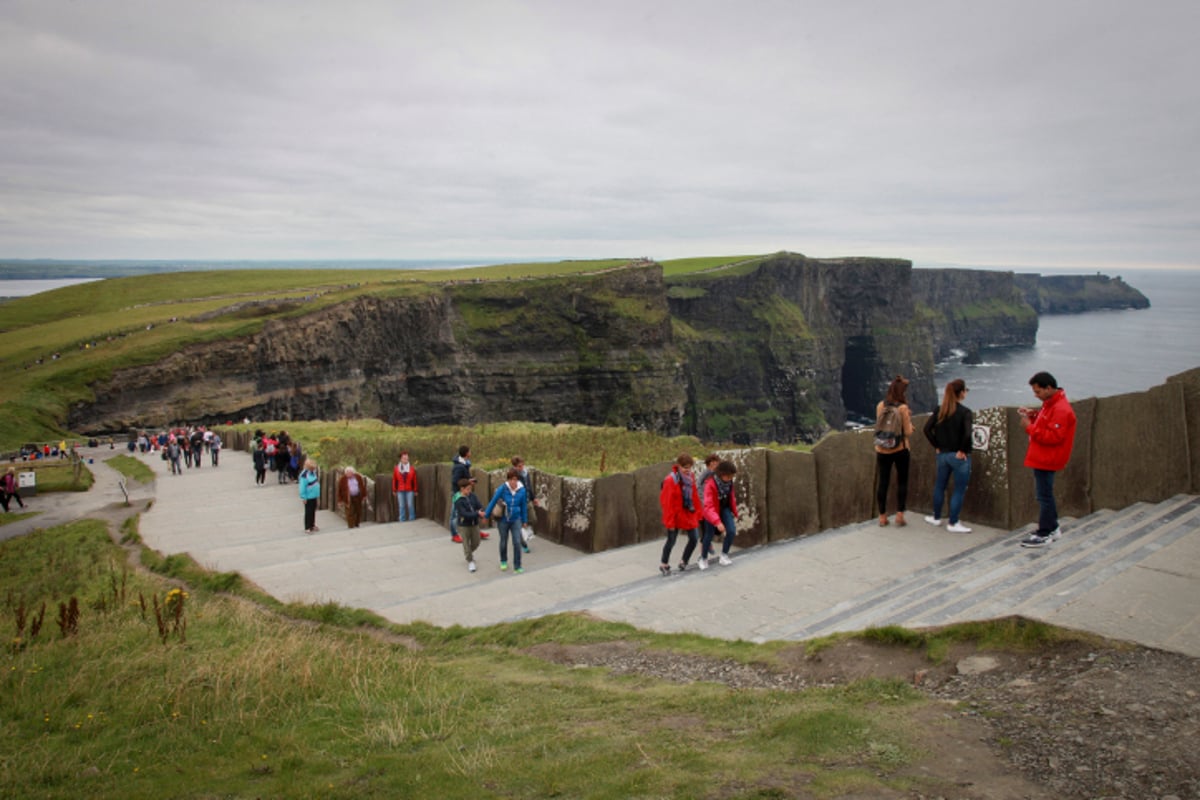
[659,466,702,530]
[1024,389,1077,471]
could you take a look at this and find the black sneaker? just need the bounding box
[659,565,671,576]
[1020,532,1051,548]
[677,562,688,572]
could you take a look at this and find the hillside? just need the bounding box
[0,255,1141,447]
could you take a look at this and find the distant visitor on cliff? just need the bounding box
[923,379,974,534]
[658,453,701,576]
[874,375,914,528]
[392,450,419,522]
[449,445,472,543]
[1018,372,1077,549]
[338,466,368,530]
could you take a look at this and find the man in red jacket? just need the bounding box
[1018,371,1077,548]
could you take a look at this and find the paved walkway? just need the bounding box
[8,446,1200,658]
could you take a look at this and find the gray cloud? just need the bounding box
[1,0,1197,268]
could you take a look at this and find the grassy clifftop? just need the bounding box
[0,257,758,446]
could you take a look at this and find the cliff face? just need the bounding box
[910,268,1039,361]
[1014,273,1151,313]
[69,266,688,434]
[667,254,937,439]
[66,258,1131,444]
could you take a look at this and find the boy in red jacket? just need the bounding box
[1018,371,1077,548]
[658,453,702,575]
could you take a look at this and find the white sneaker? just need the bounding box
[718,554,732,566]
[946,522,972,533]
[698,557,708,571]
[468,560,476,573]
[924,515,942,526]
[1048,527,1061,541]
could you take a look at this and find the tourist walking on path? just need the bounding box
[1018,371,1078,548]
[1,467,24,511]
[209,432,221,466]
[299,459,321,534]
[696,453,720,568]
[874,375,914,527]
[167,437,183,475]
[923,379,974,533]
[392,451,419,522]
[449,446,472,542]
[453,477,486,572]
[512,455,539,552]
[701,460,740,566]
[484,468,529,573]
[252,441,268,485]
[337,466,368,529]
[658,453,702,575]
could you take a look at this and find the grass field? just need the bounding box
[3,516,938,799]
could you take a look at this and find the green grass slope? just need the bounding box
[0,255,775,448]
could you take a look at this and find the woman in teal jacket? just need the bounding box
[299,459,321,534]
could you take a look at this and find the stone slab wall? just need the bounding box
[223,369,1200,553]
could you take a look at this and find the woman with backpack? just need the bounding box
[874,375,914,527]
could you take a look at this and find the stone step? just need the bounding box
[763,495,1200,641]
[951,495,1200,624]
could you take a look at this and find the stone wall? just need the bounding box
[224,367,1199,551]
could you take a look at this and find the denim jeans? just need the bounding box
[661,528,698,565]
[497,519,522,570]
[932,451,971,524]
[701,508,737,558]
[395,491,415,521]
[1033,468,1058,534]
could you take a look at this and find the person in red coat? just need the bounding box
[658,453,702,576]
[702,460,740,567]
[392,451,419,522]
[1018,371,1077,548]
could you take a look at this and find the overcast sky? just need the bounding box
[1,0,1197,269]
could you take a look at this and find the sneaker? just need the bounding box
[698,558,708,571]
[1048,527,1062,541]
[718,554,732,566]
[677,562,688,572]
[468,560,477,573]
[659,564,671,576]
[500,562,508,571]
[451,534,463,543]
[522,545,530,554]
[514,567,524,574]
[1020,532,1051,548]
[946,522,972,533]
[924,515,942,526]
[479,531,490,540]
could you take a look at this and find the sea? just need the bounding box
[932,268,1200,412]
[2,264,1198,414]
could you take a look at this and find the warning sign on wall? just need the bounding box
[972,425,991,452]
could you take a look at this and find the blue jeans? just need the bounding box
[395,491,415,521]
[1033,468,1058,534]
[701,507,737,558]
[497,519,522,569]
[931,451,971,524]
